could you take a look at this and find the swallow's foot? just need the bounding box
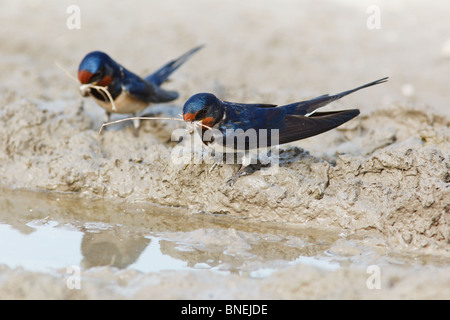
[226,174,239,186]
[209,161,225,173]
[226,165,248,186]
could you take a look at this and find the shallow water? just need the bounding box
[1,185,448,298]
[0,187,345,277]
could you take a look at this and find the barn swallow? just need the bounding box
[78,45,203,136]
[182,77,388,184]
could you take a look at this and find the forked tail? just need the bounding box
[146,45,204,86]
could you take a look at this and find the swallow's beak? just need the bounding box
[183,112,195,134]
[185,121,196,134]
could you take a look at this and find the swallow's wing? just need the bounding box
[123,74,179,103]
[213,107,358,150]
[151,87,180,103]
[282,77,388,116]
[225,101,278,109]
[277,109,360,145]
[122,73,155,103]
[215,106,287,150]
[220,104,285,131]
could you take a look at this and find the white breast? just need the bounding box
[91,89,149,114]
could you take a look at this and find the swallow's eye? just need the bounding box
[194,106,208,120]
[91,65,106,82]
[90,71,102,82]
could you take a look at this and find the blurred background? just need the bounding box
[0,0,449,116]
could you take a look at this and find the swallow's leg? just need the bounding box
[226,152,253,186]
[226,164,248,186]
[209,162,220,173]
[132,116,140,137]
[208,151,226,173]
[101,111,112,132]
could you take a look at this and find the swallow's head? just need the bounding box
[78,51,117,90]
[183,93,223,128]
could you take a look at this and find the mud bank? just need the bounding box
[0,188,449,300]
[1,262,449,299]
[0,97,448,254]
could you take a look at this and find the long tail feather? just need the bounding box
[146,45,204,86]
[284,77,388,116]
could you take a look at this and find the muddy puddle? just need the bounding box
[0,187,339,276]
[1,187,445,280]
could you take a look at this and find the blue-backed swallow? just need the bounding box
[182,77,388,184]
[78,45,203,136]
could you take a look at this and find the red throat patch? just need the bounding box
[78,70,93,84]
[183,113,215,128]
[98,75,113,86]
[201,117,215,128]
[183,113,196,122]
